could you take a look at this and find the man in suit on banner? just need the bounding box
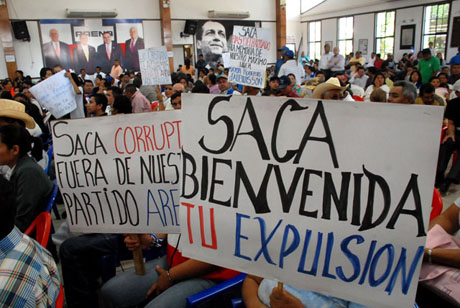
[42,29,71,69]
[72,33,97,75]
[97,31,123,73]
[124,26,145,72]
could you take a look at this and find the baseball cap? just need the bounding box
[282,50,294,58]
[278,76,291,89]
[277,45,289,52]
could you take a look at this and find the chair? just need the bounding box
[44,145,53,175]
[55,284,64,308]
[24,212,52,247]
[430,188,443,221]
[186,273,247,308]
[45,179,61,220]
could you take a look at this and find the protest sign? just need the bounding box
[139,47,172,85]
[179,94,444,308]
[228,26,271,88]
[29,71,76,118]
[51,111,182,233]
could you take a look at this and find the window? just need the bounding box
[337,17,353,56]
[308,21,321,60]
[422,3,450,57]
[375,11,395,58]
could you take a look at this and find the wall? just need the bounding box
[298,0,460,63]
[4,0,277,78]
[447,0,460,60]
[394,6,423,61]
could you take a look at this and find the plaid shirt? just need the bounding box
[0,227,60,308]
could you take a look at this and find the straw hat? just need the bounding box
[0,99,36,129]
[312,77,348,99]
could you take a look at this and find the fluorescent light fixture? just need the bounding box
[300,0,326,14]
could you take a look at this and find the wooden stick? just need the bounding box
[131,235,146,276]
[278,281,284,291]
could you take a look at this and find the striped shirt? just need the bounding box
[0,227,60,308]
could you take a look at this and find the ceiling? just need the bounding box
[300,0,404,16]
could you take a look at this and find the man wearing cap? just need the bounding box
[277,75,299,98]
[312,77,348,100]
[278,49,304,86]
[418,48,440,84]
[318,43,333,78]
[217,74,241,95]
[275,46,289,76]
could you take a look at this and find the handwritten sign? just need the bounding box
[228,26,271,88]
[139,47,172,85]
[29,71,76,118]
[179,94,444,308]
[51,111,182,233]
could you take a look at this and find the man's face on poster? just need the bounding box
[49,29,59,42]
[103,33,112,44]
[80,33,89,45]
[130,27,138,40]
[198,21,227,56]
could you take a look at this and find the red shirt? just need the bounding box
[374,59,383,69]
[167,243,239,281]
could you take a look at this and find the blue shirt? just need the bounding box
[450,54,460,65]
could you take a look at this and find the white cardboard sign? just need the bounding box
[51,111,182,233]
[228,26,271,88]
[139,47,172,85]
[29,71,77,118]
[179,94,444,308]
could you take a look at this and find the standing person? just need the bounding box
[110,59,123,80]
[196,54,206,73]
[275,46,289,76]
[65,71,85,119]
[196,20,227,69]
[428,41,436,56]
[278,49,304,86]
[42,28,71,69]
[85,94,108,117]
[72,33,97,75]
[418,48,440,84]
[318,43,333,79]
[97,32,123,73]
[124,26,145,72]
[180,59,195,80]
[328,46,345,75]
[124,84,151,113]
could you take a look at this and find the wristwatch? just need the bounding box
[427,248,433,264]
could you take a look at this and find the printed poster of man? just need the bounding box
[195,20,257,69]
[39,19,144,75]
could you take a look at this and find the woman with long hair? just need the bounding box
[364,72,390,101]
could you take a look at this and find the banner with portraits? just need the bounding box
[40,19,145,74]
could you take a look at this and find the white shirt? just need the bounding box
[70,86,85,119]
[364,84,390,101]
[319,52,333,70]
[365,56,375,68]
[278,59,305,86]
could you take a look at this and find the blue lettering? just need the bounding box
[254,217,283,265]
[234,213,252,261]
[146,189,164,226]
[369,244,394,287]
[297,230,322,276]
[385,246,424,295]
[321,232,336,279]
[279,224,300,269]
[336,235,364,282]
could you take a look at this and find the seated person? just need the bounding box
[101,233,239,308]
[242,275,366,308]
[420,197,460,303]
[0,175,60,307]
[415,83,446,106]
[0,125,53,232]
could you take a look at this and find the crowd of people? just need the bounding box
[1,41,460,308]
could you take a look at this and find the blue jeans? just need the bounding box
[101,256,217,308]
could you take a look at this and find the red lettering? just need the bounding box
[114,128,124,154]
[135,126,147,152]
[181,202,195,244]
[164,121,175,149]
[198,206,217,250]
[143,125,154,151]
[123,126,136,155]
[153,124,166,150]
[173,120,181,148]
